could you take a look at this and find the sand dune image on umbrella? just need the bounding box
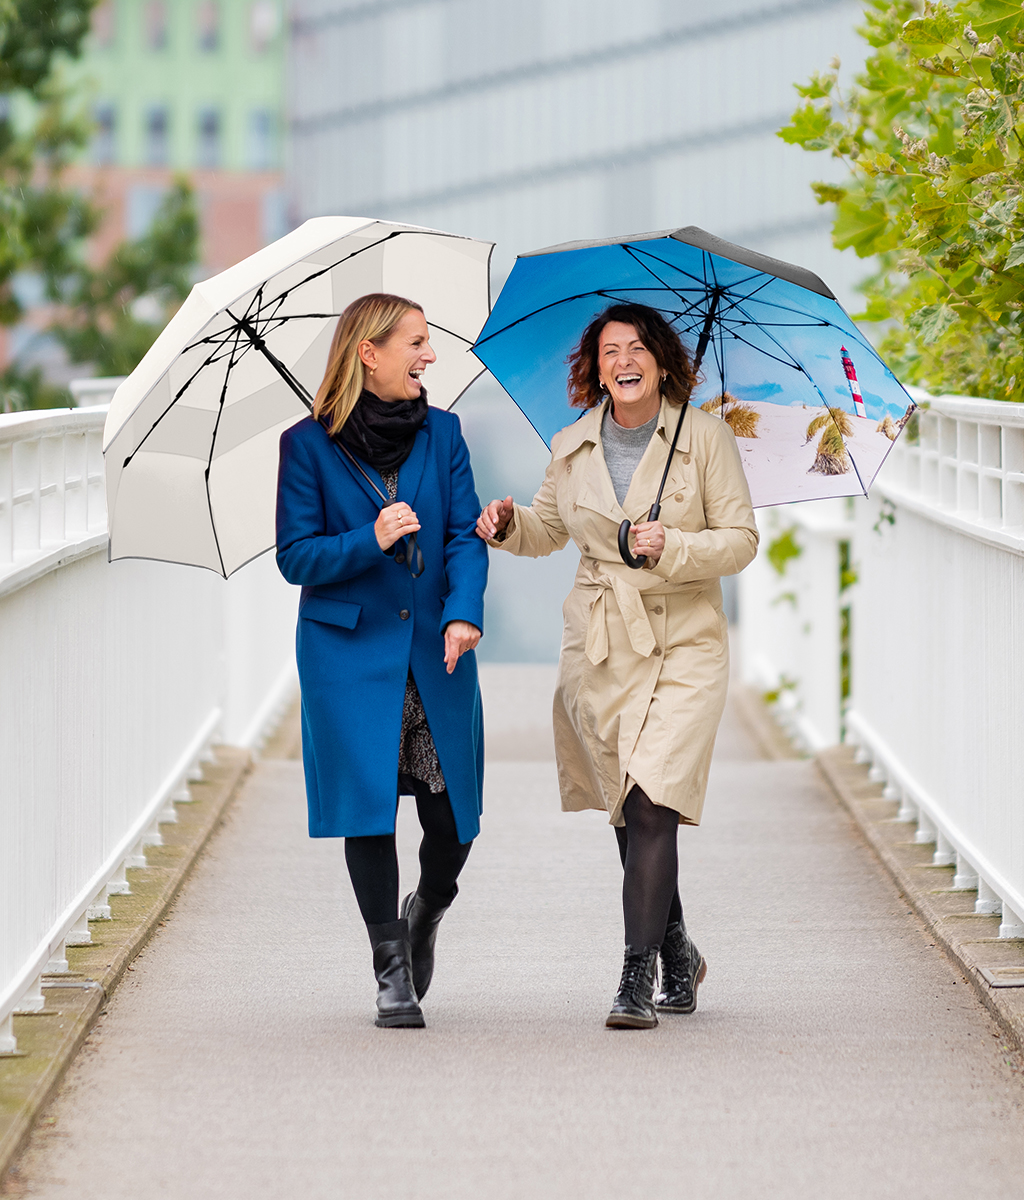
[701,392,762,439]
[805,406,853,476]
[102,216,493,576]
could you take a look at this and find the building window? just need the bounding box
[247,109,275,170]
[126,185,169,239]
[248,0,279,53]
[144,1,168,51]
[92,0,116,48]
[144,105,169,166]
[197,1,220,52]
[93,103,117,164]
[197,107,221,168]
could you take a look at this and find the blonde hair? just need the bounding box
[313,293,423,438]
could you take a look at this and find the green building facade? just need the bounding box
[70,0,284,174]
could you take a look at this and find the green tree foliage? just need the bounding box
[54,180,199,377]
[779,0,1024,400]
[0,0,198,410]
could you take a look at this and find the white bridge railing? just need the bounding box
[1,404,298,1053]
[739,391,1024,940]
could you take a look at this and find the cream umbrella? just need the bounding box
[103,216,493,576]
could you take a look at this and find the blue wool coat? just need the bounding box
[275,410,487,843]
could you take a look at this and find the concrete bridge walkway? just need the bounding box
[6,667,1024,1198]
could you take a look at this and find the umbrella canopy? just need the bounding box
[103,216,493,576]
[473,226,915,509]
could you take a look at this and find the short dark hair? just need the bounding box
[566,303,698,410]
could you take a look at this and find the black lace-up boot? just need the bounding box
[400,889,452,1000]
[605,945,660,1029]
[655,920,707,1014]
[367,919,425,1028]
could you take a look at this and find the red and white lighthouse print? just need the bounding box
[840,346,867,418]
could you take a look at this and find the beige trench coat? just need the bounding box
[491,396,758,826]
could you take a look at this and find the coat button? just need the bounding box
[573,502,578,511]
[681,453,690,465]
[395,553,406,564]
[674,493,683,502]
[653,605,664,615]
[653,646,663,656]
[400,609,410,620]
[582,543,590,552]
[566,463,572,473]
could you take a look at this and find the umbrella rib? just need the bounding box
[203,322,247,578]
[119,343,233,468]
[629,243,783,301]
[618,244,700,314]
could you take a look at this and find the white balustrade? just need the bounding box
[738,497,852,752]
[740,389,1024,949]
[1,404,298,1053]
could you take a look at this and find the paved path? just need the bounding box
[7,667,1024,1198]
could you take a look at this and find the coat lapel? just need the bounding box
[558,402,623,522]
[327,437,389,510]
[397,417,429,506]
[621,398,692,520]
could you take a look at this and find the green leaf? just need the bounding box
[901,16,956,46]
[908,303,960,343]
[833,200,894,255]
[777,103,832,147]
[811,182,848,205]
[1005,240,1024,267]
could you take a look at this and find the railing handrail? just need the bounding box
[0,405,107,444]
[913,392,1024,425]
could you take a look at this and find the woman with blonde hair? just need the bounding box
[277,293,487,1028]
[477,302,758,1029]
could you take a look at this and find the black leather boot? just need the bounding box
[655,920,707,1014]
[367,919,425,1028]
[400,889,452,1000]
[605,945,660,1029]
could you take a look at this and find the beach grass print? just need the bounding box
[805,406,853,476]
[701,392,762,438]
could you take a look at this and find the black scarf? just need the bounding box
[337,387,428,472]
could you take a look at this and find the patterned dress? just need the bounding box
[381,468,447,795]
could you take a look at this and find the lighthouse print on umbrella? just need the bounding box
[841,346,866,418]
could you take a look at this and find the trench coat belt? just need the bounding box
[581,571,671,665]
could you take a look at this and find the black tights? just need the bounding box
[344,778,472,926]
[614,784,684,949]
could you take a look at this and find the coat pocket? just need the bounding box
[299,595,362,629]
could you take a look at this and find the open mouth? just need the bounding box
[616,374,643,388]
[409,369,424,381]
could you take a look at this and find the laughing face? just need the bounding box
[597,321,664,425]
[362,308,436,402]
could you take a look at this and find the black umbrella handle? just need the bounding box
[618,501,662,570]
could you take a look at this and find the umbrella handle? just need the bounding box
[617,518,645,569]
[617,501,662,570]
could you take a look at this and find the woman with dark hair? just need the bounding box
[277,293,487,1029]
[477,303,758,1029]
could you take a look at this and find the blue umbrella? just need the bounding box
[472,226,915,566]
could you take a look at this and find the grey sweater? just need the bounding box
[601,408,657,506]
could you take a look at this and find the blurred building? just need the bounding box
[288,0,868,660]
[72,0,287,267]
[3,0,286,381]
